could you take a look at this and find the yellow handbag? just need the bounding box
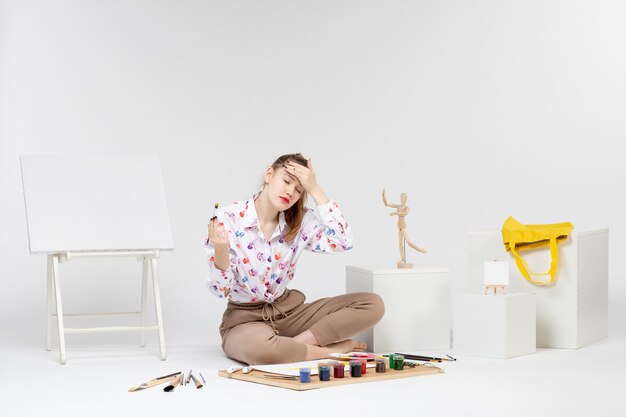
[501,216,574,286]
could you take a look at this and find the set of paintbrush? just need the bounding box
[128,370,205,392]
[393,353,456,363]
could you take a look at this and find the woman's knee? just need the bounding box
[362,292,385,324]
[236,337,280,364]
[224,331,300,365]
[223,325,274,364]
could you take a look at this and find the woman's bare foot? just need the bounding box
[326,339,367,353]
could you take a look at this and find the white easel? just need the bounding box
[21,153,174,364]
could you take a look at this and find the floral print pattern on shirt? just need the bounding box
[204,196,353,303]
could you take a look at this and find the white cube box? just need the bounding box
[453,293,536,359]
[346,265,450,352]
[467,229,608,349]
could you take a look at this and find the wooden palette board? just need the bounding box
[218,365,443,391]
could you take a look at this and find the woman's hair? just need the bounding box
[265,153,309,243]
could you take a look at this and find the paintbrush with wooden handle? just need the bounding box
[128,372,181,392]
[190,373,204,389]
[163,373,183,392]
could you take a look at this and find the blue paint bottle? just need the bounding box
[318,365,331,381]
[299,367,311,383]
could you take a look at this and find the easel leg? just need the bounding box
[149,258,166,360]
[140,258,148,348]
[46,255,53,351]
[51,255,67,365]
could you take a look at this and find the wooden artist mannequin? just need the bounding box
[382,189,426,268]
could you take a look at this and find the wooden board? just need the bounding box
[218,365,443,391]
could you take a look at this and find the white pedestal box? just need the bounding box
[453,293,536,359]
[346,265,450,352]
[467,229,608,349]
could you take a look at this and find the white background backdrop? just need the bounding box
[1,0,625,350]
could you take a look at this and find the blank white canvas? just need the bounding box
[20,153,174,253]
[484,261,509,286]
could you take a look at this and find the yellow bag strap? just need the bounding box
[508,237,558,286]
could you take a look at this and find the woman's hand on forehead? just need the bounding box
[282,167,300,182]
[284,160,317,193]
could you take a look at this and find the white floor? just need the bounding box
[3,335,625,417]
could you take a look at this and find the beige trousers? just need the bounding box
[219,289,384,365]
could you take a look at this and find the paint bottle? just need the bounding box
[359,359,367,375]
[388,354,395,369]
[375,358,386,373]
[333,363,345,379]
[316,362,330,374]
[318,365,331,381]
[393,354,405,371]
[349,360,362,377]
[299,367,311,383]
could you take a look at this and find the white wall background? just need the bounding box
[1,0,625,350]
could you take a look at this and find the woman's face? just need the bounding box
[264,165,304,211]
